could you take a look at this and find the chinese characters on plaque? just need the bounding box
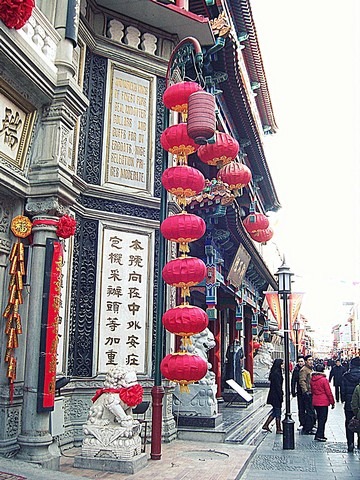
[0,81,36,168]
[98,227,150,373]
[105,65,152,192]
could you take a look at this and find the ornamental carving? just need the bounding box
[6,408,20,438]
[154,77,166,198]
[78,195,159,221]
[68,216,98,376]
[25,197,68,216]
[77,52,107,185]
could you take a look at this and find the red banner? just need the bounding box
[37,239,63,412]
[264,291,282,330]
[288,293,304,330]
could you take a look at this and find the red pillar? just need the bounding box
[209,319,221,397]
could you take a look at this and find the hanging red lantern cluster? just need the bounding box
[243,211,273,243]
[160,81,212,392]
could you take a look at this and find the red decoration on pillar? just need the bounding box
[0,0,34,30]
[56,214,77,239]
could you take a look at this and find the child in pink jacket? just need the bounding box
[310,364,335,441]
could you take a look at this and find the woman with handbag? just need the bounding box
[350,382,360,448]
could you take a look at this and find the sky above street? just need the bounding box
[250,0,360,338]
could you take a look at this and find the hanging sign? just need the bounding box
[263,291,282,330]
[37,239,63,412]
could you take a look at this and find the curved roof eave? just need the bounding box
[221,40,281,211]
[227,0,278,133]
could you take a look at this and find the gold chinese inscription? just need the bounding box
[11,215,32,238]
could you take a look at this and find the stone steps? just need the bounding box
[176,388,269,444]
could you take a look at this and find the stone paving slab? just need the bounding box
[60,441,256,480]
[241,396,360,480]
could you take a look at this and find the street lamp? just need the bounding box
[275,259,295,450]
[292,320,300,362]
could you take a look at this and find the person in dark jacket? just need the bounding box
[262,358,284,434]
[329,359,346,402]
[340,356,360,452]
[291,356,305,427]
[310,364,335,441]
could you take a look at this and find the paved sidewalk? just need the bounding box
[241,398,360,480]
[0,386,358,479]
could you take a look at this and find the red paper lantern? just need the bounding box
[217,162,252,190]
[0,0,34,30]
[162,256,207,298]
[243,212,269,234]
[160,212,206,253]
[197,132,239,166]
[161,166,205,206]
[250,227,274,243]
[162,305,209,342]
[163,81,203,117]
[187,90,216,144]
[160,123,199,164]
[160,352,208,392]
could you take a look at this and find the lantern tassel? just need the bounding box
[179,382,190,394]
[179,242,190,254]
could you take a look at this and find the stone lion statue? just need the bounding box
[253,342,275,384]
[81,365,144,460]
[186,327,216,385]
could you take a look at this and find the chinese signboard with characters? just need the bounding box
[0,80,36,169]
[98,225,152,374]
[104,64,154,193]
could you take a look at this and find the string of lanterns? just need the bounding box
[160,81,210,393]
[159,78,273,390]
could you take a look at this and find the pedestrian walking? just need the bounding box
[299,354,316,434]
[340,356,360,452]
[310,363,335,442]
[291,356,305,428]
[262,358,284,434]
[329,359,345,402]
[350,381,360,449]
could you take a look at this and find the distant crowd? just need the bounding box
[262,354,360,453]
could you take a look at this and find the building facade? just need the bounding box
[0,0,282,467]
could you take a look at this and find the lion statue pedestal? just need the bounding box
[74,366,147,474]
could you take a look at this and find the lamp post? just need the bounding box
[292,320,299,362]
[275,259,295,450]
